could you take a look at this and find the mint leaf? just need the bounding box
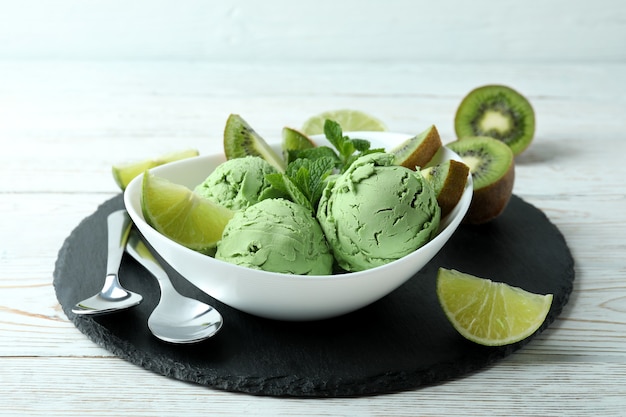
[286,156,335,209]
[260,155,335,212]
[289,146,341,167]
[305,157,336,207]
[262,173,313,211]
[260,118,384,211]
[350,138,372,152]
[322,119,386,172]
[323,119,344,149]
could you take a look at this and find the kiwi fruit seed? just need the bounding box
[446,136,514,224]
[454,85,535,156]
[223,114,286,172]
[421,159,470,218]
[281,127,316,164]
[390,125,442,170]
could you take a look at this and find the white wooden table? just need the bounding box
[2,60,625,416]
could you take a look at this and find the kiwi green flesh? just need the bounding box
[391,125,442,169]
[421,163,447,196]
[224,114,286,172]
[446,136,513,191]
[455,85,535,155]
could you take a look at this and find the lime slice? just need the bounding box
[112,149,199,190]
[436,268,553,346]
[141,172,234,254]
[301,109,386,135]
[281,126,316,163]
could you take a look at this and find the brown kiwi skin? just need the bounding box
[436,160,470,218]
[393,125,442,170]
[464,162,514,224]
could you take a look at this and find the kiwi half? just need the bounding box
[446,136,514,224]
[455,85,535,155]
[223,114,286,172]
[391,125,442,170]
[421,159,470,218]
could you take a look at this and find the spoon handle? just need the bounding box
[125,231,174,291]
[106,210,132,276]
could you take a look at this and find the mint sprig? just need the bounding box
[260,118,383,211]
[260,156,336,212]
[323,119,384,171]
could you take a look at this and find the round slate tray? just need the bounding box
[53,194,574,397]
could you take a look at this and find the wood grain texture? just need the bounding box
[1,61,625,415]
[0,0,624,62]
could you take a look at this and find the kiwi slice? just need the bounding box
[421,159,470,218]
[390,125,442,170]
[223,114,286,172]
[446,136,514,224]
[455,85,535,155]
[281,127,316,164]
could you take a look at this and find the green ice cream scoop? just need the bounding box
[216,198,333,275]
[317,152,441,272]
[194,156,277,211]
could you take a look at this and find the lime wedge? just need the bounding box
[436,268,553,346]
[112,149,199,190]
[141,172,234,254]
[281,126,316,163]
[301,109,386,135]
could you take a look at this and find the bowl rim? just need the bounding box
[124,131,473,281]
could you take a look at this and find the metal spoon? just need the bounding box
[72,210,143,315]
[125,230,223,344]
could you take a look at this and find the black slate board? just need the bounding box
[53,194,574,397]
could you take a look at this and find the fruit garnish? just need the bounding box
[390,125,442,170]
[141,171,234,254]
[454,84,535,155]
[112,149,199,190]
[223,114,286,172]
[281,127,316,164]
[436,268,553,346]
[301,109,386,135]
[446,136,514,224]
[421,159,470,218]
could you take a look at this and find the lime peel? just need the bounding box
[301,109,386,136]
[141,172,234,254]
[436,268,553,346]
[112,149,199,190]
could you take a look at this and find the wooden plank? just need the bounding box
[1,356,624,416]
[0,1,623,62]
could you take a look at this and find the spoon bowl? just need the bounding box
[72,210,143,315]
[125,230,223,343]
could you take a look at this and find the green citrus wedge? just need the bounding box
[281,126,316,163]
[436,268,553,346]
[112,149,199,190]
[301,109,386,135]
[141,172,234,254]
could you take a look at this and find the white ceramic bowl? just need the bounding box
[124,132,473,321]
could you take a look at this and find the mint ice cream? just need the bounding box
[216,198,333,275]
[317,152,441,272]
[194,156,277,211]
